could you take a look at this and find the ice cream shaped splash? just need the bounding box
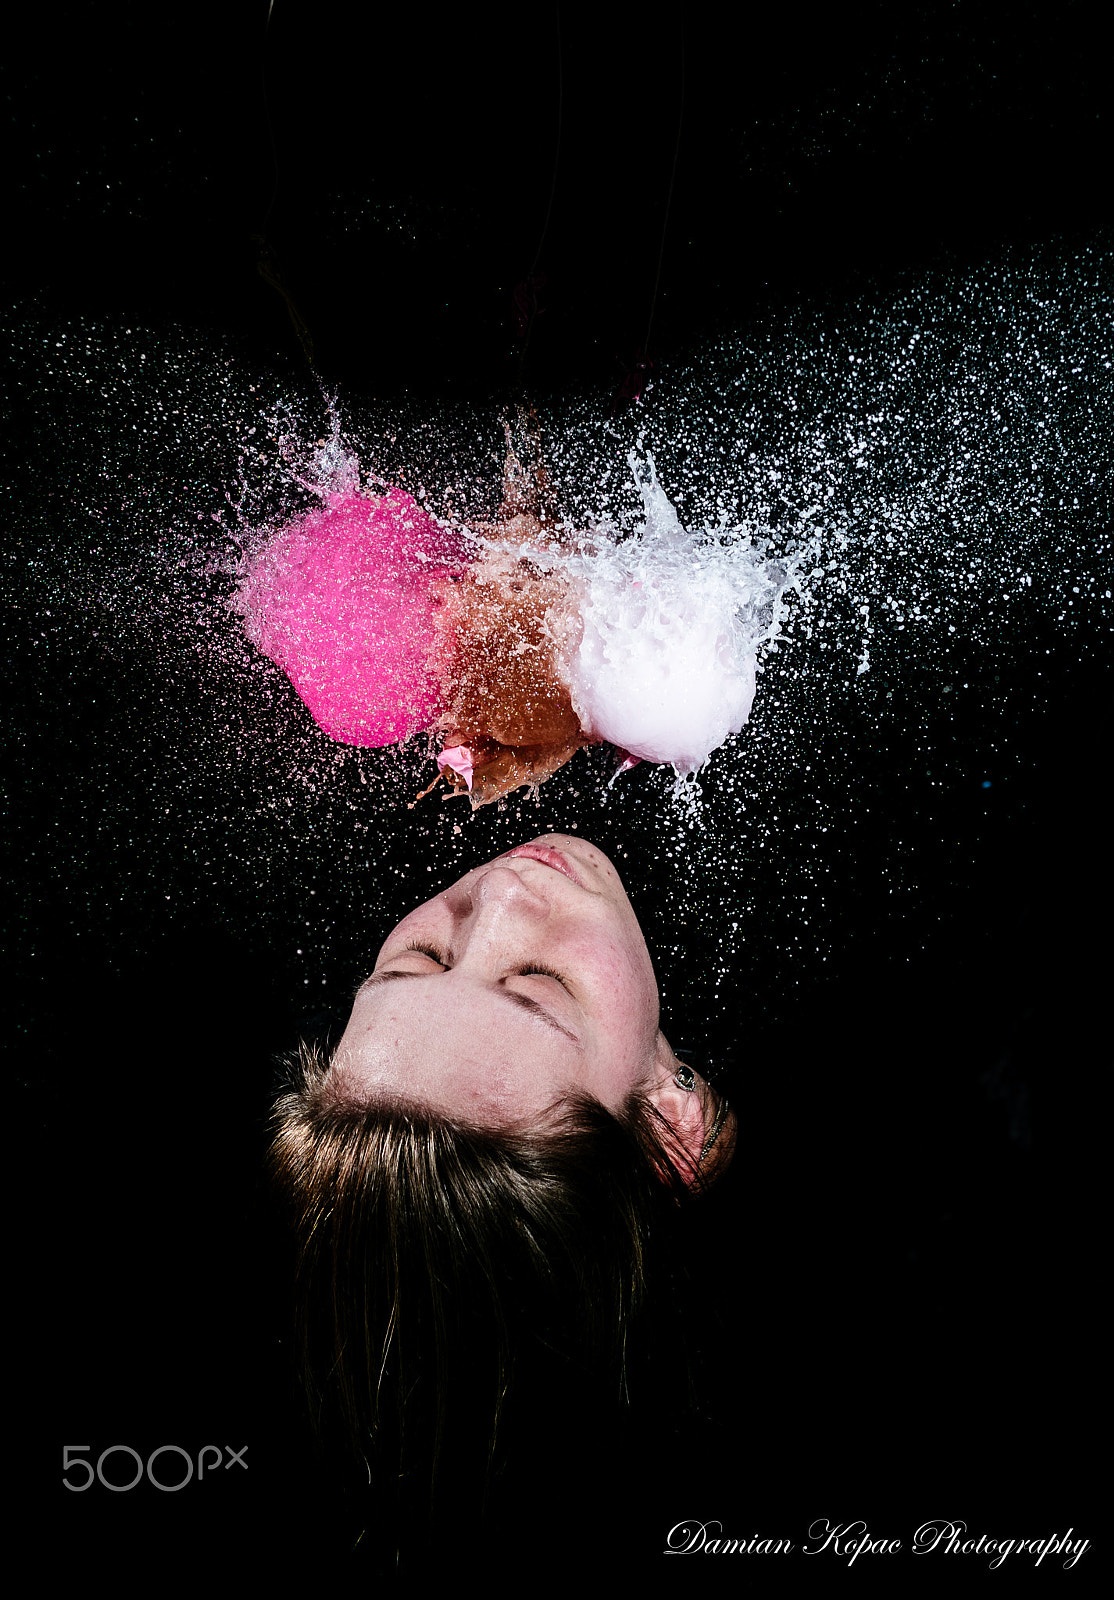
[558,454,788,774]
[235,447,792,804]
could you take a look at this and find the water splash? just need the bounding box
[5,241,1111,1022]
[550,450,795,778]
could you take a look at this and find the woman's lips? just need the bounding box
[501,844,585,886]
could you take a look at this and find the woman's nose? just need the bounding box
[442,863,552,959]
[469,863,551,919]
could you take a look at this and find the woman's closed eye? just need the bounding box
[402,941,449,966]
[514,963,571,990]
[402,946,570,991]
[379,940,569,992]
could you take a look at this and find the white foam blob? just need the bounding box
[551,454,792,774]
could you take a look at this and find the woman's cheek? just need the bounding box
[580,940,659,1023]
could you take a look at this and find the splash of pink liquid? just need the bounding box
[238,489,470,746]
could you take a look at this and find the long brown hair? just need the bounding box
[269,1042,702,1520]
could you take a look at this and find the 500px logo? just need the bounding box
[62,1444,248,1493]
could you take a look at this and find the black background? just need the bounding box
[5,1,1109,1588]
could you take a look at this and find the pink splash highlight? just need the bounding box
[436,744,475,790]
[237,489,469,746]
[607,750,642,789]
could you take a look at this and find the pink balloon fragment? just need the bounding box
[236,489,470,747]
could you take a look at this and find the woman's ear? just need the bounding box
[645,1034,708,1185]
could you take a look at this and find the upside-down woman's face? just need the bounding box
[332,835,676,1125]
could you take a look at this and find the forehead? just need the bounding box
[334,973,585,1123]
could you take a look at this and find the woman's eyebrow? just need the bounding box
[498,989,583,1048]
[356,970,426,995]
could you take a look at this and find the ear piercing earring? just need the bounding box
[699,1094,730,1164]
[674,1061,731,1166]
